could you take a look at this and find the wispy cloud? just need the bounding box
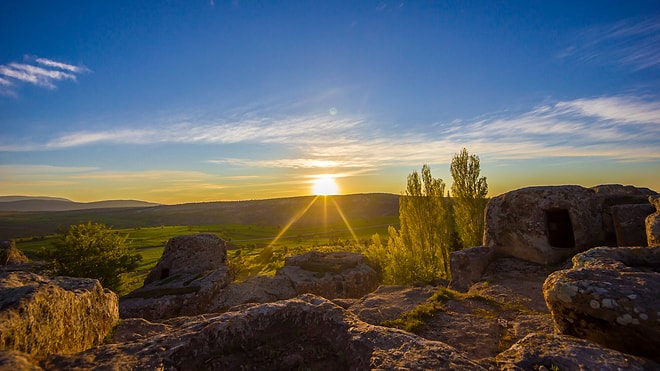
[0,56,90,95]
[558,17,660,71]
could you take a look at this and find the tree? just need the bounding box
[44,222,142,292]
[450,148,488,249]
[366,165,454,284]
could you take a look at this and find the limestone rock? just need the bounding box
[1,240,28,266]
[45,295,485,370]
[647,195,660,247]
[348,285,437,325]
[119,266,232,320]
[495,333,658,371]
[0,271,118,358]
[276,251,380,299]
[144,233,227,285]
[484,185,601,264]
[449,245,494,291]
[208,274,296,312]
[543,246,660,362]
[0,350,42,371]
[611,203,654,246]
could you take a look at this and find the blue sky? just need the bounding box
[1,1,659,203]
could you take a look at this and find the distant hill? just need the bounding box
[0,196,160,212]
[0,193,400,239]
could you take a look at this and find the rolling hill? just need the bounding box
[0,196,160,212]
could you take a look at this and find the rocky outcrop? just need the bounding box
[495,333,659,370]
[484,184,657,265]
[121,236,380,320]
[647,195,660,247]
[1,240,28,266]
[45,295,485,370]
[449,245,494,291]
[347,285,437,324]
[276,251,380,299]
[0,350,42,371]
[543,246,660,362]
[0,271,118,358]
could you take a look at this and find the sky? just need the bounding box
[1,1,659,204]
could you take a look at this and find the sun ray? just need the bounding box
[267,195,320,249]
[331,198,359,244]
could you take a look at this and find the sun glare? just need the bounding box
[312,175,339,196]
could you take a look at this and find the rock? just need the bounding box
[44,295,485,370]
[348,285,437,325]
[0,350,42,371]
[647,195,660,247]
[611,203,654,246]
[1,240,28,266]
[119,266,232,320]
[208,275,296,312]
[495,333,658,371]
[449,245,494,291]
[276,251,380,299]
[543,246,660,362]
[0,271,118,359]
[484,185,602,264]
[144,233,227,285]
[484,185,659,264]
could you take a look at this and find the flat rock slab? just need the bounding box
[347,285,437,325]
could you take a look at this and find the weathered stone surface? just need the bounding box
[0,271,118,358]
[119,266,232,320]
[45,295,485,370]
[0,350,42,371]
[543,246,660,362]
[449,245,494,291]
[611,203,654,246]
[348,285,437,325]
[144,233,227,285]
[276,251,380,299]
[0,240,28,266]
[484,185,602,264]
[208,274,296,312]
[495,333,658,371]
[647,195,660,247]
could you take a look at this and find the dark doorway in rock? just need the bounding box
[545,209,575,248]
[160,268,170,280]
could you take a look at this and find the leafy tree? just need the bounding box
[43,222,142,292]
[366,165,454,284]
[450,148,488,249]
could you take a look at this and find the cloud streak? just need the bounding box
[0,56,89,95]
[559,16,660,71]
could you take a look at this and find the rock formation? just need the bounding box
[543,246,660,362]
[449,245,494,291]
[647,195,660,247]
[484,184,657,265]
[0,240,28,266]
[0,271,118,358]
[46,295,486,370]
[121,235,380,320]
[347,285,438,324]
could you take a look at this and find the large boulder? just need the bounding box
[208,275,297,312]
[44,295,485,370]
[276,251,380,299]
[120,233,232,320]
[647,195,660,247]
[484,185,602,264]
[0,240,28,266]
[0,271,118,358]
[449,245,494,291]
[543,246,660,362]
[611,203,655,246]
[495,333,658,370]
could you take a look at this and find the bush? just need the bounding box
[43,222,142,293]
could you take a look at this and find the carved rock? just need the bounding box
[647,195,660,247]
[543,246,660,362]
[0,271,118,358]
[611,203,654,246]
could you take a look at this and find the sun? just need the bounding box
[312,175,339,195]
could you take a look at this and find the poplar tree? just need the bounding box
[450,148,488,249]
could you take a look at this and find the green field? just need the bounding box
[14,216,399,295]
